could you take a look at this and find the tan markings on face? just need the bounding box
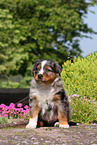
[34,61,56,84]
[44,65,52,71]
[39,65,56,84]
[44,65,49,69]
[34,64,41,81]
[34,73,38,81]
[42,72,56,84]
[37,65,41,70]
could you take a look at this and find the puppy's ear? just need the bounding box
[32,59,42,75]
[52,61,62,75]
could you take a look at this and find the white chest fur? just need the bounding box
[30,81,55,107]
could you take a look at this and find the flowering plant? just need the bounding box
[69,94,97,124]
[0,103,29,119]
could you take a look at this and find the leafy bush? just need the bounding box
[61,52,97,123]
[61,52,97,100]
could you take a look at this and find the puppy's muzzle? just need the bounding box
[38,74,43,80]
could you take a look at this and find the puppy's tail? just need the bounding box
[69,121,79,126]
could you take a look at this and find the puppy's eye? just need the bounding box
[36,68,40,71]
[45,68,52,72]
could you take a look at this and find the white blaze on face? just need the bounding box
[39,60,47,75]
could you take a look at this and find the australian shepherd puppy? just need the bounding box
[26,59,71,129]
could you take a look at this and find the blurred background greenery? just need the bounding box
[0,0,97,84]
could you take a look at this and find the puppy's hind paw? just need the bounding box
[59,124,69,128]
[54,122,59,127]
[54,122,69,128]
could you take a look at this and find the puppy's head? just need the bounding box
[32,59,61,84]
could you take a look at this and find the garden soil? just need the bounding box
[0,120,97,145]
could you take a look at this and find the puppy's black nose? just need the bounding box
[38,74,43,79]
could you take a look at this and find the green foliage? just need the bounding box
[61,52,97,123]
[61,52,97,100]
[0,116,8,124]
[19,76,32,88]
[0,81,20,88]
[69,95,97,123]
[0,75,32,88]
[0,116,13,124]
[0,0,97,76]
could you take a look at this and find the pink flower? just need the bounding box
[22,110,26,113]
[0,102,29,119]
[2,110,7,115]
[0,109,2,113]
[5,106,9,111]
[20,108,23,112]
[4,114,8,117]
[24,105,29,110]
[0,104,6,109]
[72,94,79,98]
[17,103,22,108]
[18,113,22,117]
[14,108,20,114]
[9,103,15,110]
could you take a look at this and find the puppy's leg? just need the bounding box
[54,112,69,128]
[58,110,69,128]
[53,95,70,128]
[26,97,39,129]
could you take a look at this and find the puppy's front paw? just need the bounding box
[26,117,37,129]
[59,124,69,128]
[26,123,37,129]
